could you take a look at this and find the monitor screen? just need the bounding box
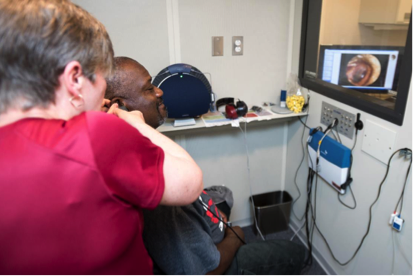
[318,45,404,92]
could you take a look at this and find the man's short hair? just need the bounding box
[105,57,141,101]
[0,0,114,113]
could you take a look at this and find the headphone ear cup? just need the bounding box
[236,101,248,117]
[225,103,238,119]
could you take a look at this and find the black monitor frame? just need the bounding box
[299,0,412,126]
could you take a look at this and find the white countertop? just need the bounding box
[157,108,308,133]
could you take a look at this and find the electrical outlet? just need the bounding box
[232,36,243,56]
[321,102,356,139]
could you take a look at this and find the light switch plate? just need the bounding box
[212,36,223,56]
[361,120,397,164]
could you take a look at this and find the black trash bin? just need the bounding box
[249,191,292,236]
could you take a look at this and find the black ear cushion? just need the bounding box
[236,101,248,117]
[216,98,235,111]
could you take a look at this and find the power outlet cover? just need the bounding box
[361,120,397,164]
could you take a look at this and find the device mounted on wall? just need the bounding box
[152,63,214,120]
[307,128,352,194]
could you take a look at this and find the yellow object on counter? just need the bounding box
[286,95,305,113]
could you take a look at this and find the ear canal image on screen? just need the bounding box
[346,54,381,86]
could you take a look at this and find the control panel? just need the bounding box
[321,102,356,139]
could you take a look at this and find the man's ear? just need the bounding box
[61,61,84,97]
[110,97,128,109]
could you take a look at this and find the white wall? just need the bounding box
[74,0,294,226]
[286,1,412,274]
[72,0,170,76]
[177,0,290,105]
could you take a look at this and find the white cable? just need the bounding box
[392,228,396,275]
[239,122,266,241]
[331,130,338,141]
[316,119,338,162]
[393,222,412,270]
[290,221,306,241]
[316,129,332,169]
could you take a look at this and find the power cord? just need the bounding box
[315,119,338,171]
[303,168,316,267]
[290,221,306,241]
[312,148,412,266]
[337,155,356,209]
[392,219,413,271]
[390,148,413,275]
[394,153,412,216]
[337,184,356,209]
[294,117,359,266]
[292,115,310,221]
[238,122,266,241]
[337,130,359,209]
[298,116,311,129]
[335,126,342,144]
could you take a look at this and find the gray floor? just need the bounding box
[241,225,327,275]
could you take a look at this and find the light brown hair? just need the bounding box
[0,0,114,113]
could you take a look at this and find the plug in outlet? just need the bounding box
[399,149,412,160]
[392,215,404,232]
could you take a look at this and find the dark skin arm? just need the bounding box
[206,226,245,275]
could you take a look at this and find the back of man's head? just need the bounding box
[0,0,114,114]
[105,57,144,101]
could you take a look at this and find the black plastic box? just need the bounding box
[249,191,293,235]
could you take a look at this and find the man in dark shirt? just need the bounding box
[105,57,305,275]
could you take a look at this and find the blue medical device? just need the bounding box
[152,63,214,119]
[307,129,352,194]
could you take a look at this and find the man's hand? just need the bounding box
[225,226,245,244]
[217,208,228,227]
[207,226,245,275]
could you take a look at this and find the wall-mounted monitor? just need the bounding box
[299,0,412,126]
[318,45,404,93]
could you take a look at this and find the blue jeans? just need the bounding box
[224,240,306,275]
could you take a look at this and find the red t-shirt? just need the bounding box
[0,111,165,274]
